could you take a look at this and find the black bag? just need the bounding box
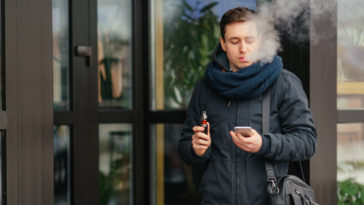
[262,90,318,205]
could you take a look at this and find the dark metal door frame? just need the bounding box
[53,0,151,204]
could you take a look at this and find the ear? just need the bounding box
[220,37,227,52]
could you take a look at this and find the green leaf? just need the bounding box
[201,2,218,13]
[182,0,193,11]
[162,0,219,109]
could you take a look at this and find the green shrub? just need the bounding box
[338,179,364,205]
[163,0,219,109]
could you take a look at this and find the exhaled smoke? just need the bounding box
[246,0,336,64]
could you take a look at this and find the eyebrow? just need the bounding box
[228,37,240,41]
[228,36,256,41]
[245,36,256,40]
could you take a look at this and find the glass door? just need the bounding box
[52,0,145,204]
[53,0,99,204]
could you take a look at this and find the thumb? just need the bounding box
[207,122,211,136]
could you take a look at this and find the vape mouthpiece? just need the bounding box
[202,111,207,121]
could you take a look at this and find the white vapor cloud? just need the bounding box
[246,0,336,64]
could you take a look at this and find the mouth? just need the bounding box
[238,57,249,63]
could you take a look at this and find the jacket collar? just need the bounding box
[212,43,231,72]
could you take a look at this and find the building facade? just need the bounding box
[1,0,363,204]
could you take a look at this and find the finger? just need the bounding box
[230,131,250,150]
[195,132,211,141]
[251,128,258,135]
[235,141,251,151]
[236,132,250,143]
[230,131,243,146]
[193,144,208,150]
[193,126,204,133]
[247,129,258,138]
[207,122,211,135]
[230,131,246,143]
[232,138,250,151]
[192,134,209,145]
[230,131,239,143]
[230,130,237,138]
[196,138,210,146]
[192,134,203,142]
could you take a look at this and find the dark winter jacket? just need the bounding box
[178,52,317,205]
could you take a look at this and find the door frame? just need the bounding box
[4,0,54,204]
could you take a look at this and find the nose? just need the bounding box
[239,42,247,53]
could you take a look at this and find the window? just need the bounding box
[337,0,364,110]
[151,123,202,205]
[99,124,133,205]
[0,0,3,111]
[52,0,70,111]
[0,42,3,111]
[337,0,364,204]
[150,0,223,110]
[337,123,364,203]
[98,0,133,109]
[54,125,71,205]
[0,132,4,204]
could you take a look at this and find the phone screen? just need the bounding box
[234,126,253,137]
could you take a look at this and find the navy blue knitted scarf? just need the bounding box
[205,53,283,100]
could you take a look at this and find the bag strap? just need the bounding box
[262,88,307,194]
[262,89,271,135]
[262,89,280,194]
[262,89,275,181]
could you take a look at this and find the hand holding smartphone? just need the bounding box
[234,126,253,137]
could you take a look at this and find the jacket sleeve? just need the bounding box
[260,73,317,161]
[178,80,211,165]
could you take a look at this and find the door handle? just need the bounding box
[75,46,92,66]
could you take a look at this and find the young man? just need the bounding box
[178,6,317,204]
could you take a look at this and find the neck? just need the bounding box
[230,64,239,72]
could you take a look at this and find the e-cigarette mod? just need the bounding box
[201,111,208,134]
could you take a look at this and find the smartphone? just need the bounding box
[234,126,253,137]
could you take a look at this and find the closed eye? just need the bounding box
[245,37,256,44]
[230,40,239,44]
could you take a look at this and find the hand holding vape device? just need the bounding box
[234,126,253,137]
[201,111,208,134]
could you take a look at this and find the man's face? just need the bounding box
[220,21,261,72]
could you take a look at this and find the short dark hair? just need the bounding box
[219,7,255,40]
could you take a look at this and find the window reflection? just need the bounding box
[54,125,71,205]
[0,132,4,204]
[0,62,2,111]
[150,0,220,110]
[337,123,364,203]
[0,3,3,111]
[151,124,201,205]
[337,0,364,110]
[98,0,132,109]
[99,124,133,205]
[0,67,2,111]
[52,0,70,111]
